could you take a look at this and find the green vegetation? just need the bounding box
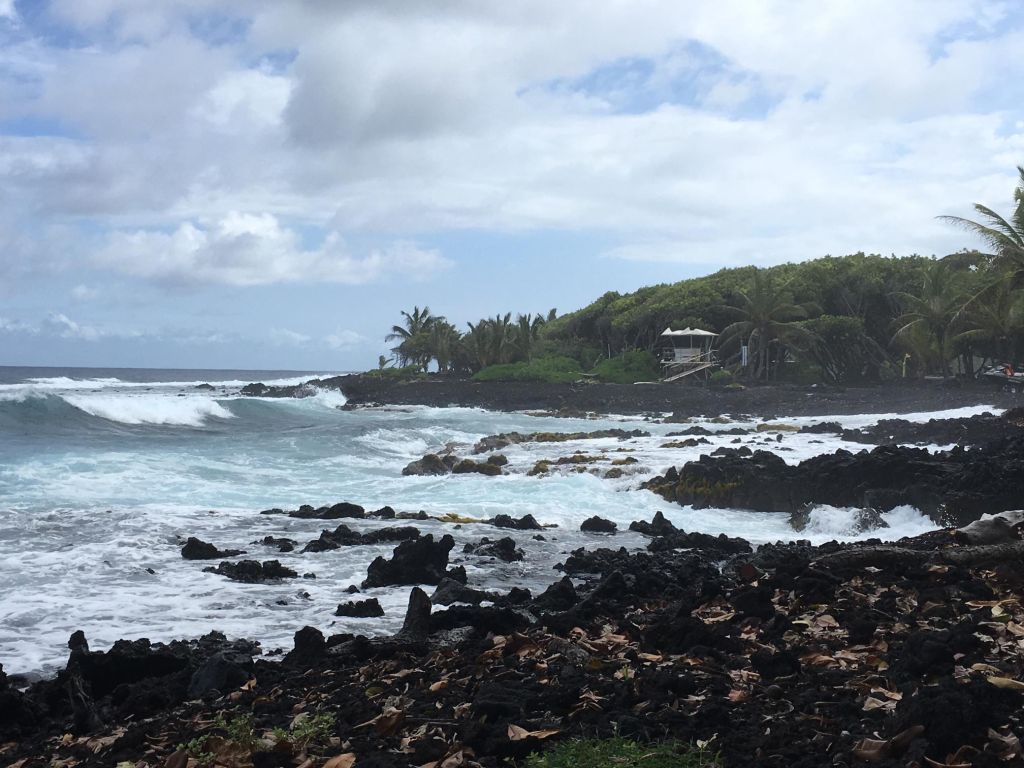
[590,350,660,383]
[213,713,258,750]
[708,369,734,386]
[472,356,581,383]
[525,737,720,768]
[289,711,337,748]
[367,364,426,380]
[381,168,1024,383]
[179,735,214,766]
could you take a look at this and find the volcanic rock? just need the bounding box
[402,454,451,476]
[463,536,524,562]
[302,524,420,553]
[288,501,365,520]
[362,534,460,588]
[202,560,298,582]
[180,537,244,560]
[580,516,617,533]
[487,513,543,530]
[335,598,385,618]
[451,459,503,476]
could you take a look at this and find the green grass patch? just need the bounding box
[590,350,660,383]
[526,737,720,768]
[473,356,582,384]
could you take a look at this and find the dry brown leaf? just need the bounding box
[987,676,1024,691]
[240,678,257,691]
[429,681,448,692]
[323,754,357,768]
[923,758,971,768]
[356,708,406,736]
[987,727,1022,758]
[507,725,560,742]
[870,687,902,701]
[800,653,839,667]
[164,750,188,768]
[727,689,749,703]
[862,696,894,712]
[852,737,890,762]
[86,727,126,754]
[852,725,924,762]
[439,750,470,768]
[834,650,865,663]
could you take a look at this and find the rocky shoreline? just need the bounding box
[242,373,1023,418]
[6,511,1024,768]
[6,405,1024,767]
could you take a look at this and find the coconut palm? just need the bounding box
[428,320,461,373]
[939,166,1024,295]
[891,261,964,377]
[513,312,547,363]
[718,268,814,381]
[385,306,439,369]
[953,282,1024,370]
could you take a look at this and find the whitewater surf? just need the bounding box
[0,367,1003,677]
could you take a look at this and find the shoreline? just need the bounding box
[249,373,1024,418]
[6,516,1024,767]
[5,391,1024,765]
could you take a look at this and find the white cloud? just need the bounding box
[71,284,99,300]
[1,0,1023,290]
[97,213,452,286]
[270,328,311,346]
[43,312,103,341]
[324,329,365,350]
[0,316,35,333]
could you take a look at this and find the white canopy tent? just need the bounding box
[661,327,718,338]
[660,327,717,363]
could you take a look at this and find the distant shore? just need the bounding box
[245,373,1023,417]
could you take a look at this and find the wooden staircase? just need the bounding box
[662,361,716,382]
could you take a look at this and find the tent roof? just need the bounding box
[661,326,718,337]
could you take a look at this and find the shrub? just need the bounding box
[708,369,734,386]
[590,350,660,383]
[472,356,582,384]
[526,738,720,768]
[366,365,426,381]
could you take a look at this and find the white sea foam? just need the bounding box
[0,399,999,676]
[63,393,235,426]
[795,503,935,540]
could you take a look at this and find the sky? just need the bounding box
[1,0,1023,371]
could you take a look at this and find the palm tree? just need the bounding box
[891,261,963,377]
[513,313,546,363]
[953,282,1024,370]
[385,306,439,369]
[939,166,1024,294]
[428,320,461,373]
[718,269,814,381]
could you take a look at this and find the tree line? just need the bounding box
[382,166,1024,384]
[385,308,558,375]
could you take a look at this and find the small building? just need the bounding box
[659,327,718,381]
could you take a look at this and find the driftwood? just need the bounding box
[815,539,1024,571]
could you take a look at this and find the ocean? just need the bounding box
[0,366,994,677]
